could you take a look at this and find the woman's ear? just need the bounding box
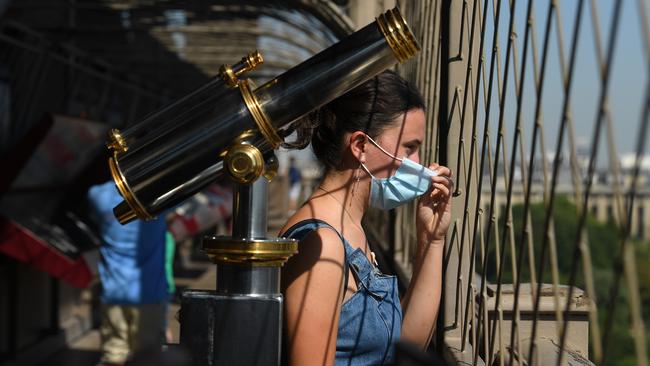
[348,131,368,164]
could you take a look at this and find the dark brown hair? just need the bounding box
[310,70,425,171]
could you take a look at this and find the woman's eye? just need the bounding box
[405,145,417,155]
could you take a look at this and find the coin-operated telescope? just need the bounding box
[106,7,419,366]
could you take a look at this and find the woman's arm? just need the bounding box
[400,164,453,348]
[282,228,347,366]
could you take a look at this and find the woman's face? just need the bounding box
[364,108,426,179]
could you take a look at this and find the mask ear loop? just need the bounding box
[365,135,404,162]
[360,76,403,180]
[359,161,377,180]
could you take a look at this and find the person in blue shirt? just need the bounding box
[88,181,168,366]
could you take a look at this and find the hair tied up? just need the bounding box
[310,70,425,171]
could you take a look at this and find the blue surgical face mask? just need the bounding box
[360,136,437,210]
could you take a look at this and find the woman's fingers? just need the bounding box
[428,165,453,188]
[430,182,450,200]
[422,164,454,204]
[431,175,452,187]
[429,164,451,178]
[437,168,451,178]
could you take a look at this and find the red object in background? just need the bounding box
[168,184,233,242]
[0,216,93,289]
[0,114,105,288]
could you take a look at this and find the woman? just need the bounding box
[280,70,452,366]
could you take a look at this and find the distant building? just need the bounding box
[479,154,650,241]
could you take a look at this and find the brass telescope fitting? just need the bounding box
[108,154,154,224]
[203,237,298,267]
[376,8,421,63]
[220,50,264,88]
[263,154,279,181]
[107,128,128,154]
[224,143,265,184]
[238,79,283,149]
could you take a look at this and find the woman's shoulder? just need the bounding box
[280,213,346,291]
[279,200,331,235]
[280,210,345,263]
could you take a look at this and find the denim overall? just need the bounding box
[283,219,402,366]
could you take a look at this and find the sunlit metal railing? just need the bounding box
[384,1,650,365]
[0,20,170,151]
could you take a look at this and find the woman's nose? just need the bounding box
[411,153,420,164]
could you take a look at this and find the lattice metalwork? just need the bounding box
[388,0,445,283]
[395,1,650,365]
[0,20,168,152]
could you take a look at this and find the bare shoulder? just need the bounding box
[282,226,345,284]
[281,222,346,365]
[278,199,322,237]
[279,198,346,284]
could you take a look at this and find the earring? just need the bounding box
[350,164,361,200]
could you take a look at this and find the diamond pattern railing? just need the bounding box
[383,1,650,364]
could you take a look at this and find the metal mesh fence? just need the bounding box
[392,1,650,364]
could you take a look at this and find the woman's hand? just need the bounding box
[416,163,453,244]
[402,163,451,346]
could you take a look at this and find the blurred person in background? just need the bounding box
[88,181,168,366]
[288,156,302,212]
[164,230,176,343]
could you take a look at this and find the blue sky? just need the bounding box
[475,0,647,162]
[280,1,648,171]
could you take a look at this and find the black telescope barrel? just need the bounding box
[120,76,225,147]
[119,89,259,212]
[255,21,395,129]
[109,7,420,223]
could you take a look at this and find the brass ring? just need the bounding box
[107,129,128,154]
[203,237,298,267]
[376,7,421,63]
[239,79,283,149]
[108,154,154,221]
[220,64,239,88]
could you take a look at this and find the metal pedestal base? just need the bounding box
[179,290,282,366]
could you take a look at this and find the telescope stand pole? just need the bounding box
[179,174,296,366]
[215,178,281,297]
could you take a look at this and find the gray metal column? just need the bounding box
[441,0,481,364]
[232,178,269,239]
[217,178,281,296]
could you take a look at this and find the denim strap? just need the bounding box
[281,219,350,296]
